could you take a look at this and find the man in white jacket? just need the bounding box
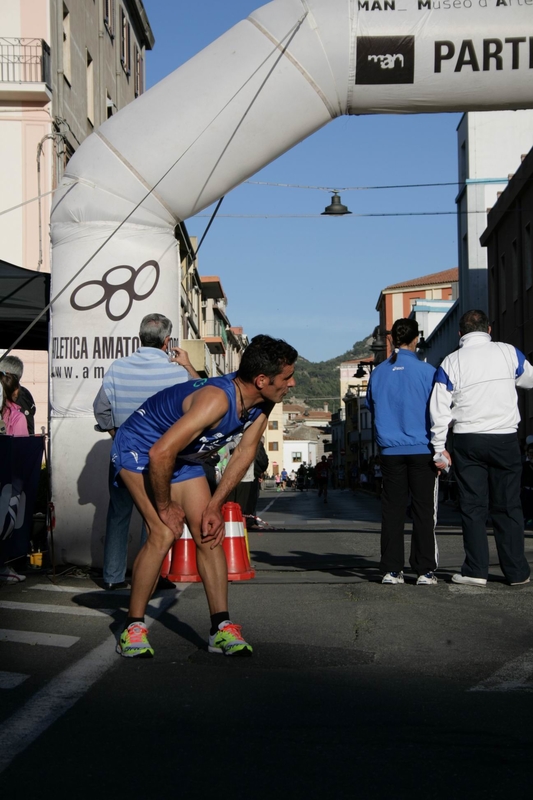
[430,309,533,587]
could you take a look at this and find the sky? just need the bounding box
[141,0,462,362]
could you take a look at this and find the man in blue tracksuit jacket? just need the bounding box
[366,318,438,585]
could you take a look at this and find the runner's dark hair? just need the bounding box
[459,309,489,336]
[238,335,297,382]
[389,318,419,365]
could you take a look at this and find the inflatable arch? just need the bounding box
[50,0,533,564]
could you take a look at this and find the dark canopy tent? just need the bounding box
[0,261,50,351]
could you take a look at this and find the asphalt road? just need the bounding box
[1,487,532,799]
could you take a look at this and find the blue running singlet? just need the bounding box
[111,372,267,484]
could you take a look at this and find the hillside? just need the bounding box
[286,335,373,409]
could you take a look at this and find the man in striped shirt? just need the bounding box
[94,313,199,590]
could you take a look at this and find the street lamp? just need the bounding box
[352,364,377,459]
[417,329,427,356]
[370,326,388,364]
[322,192,352,216]
[343,386,363,471]
[354,361,374,380]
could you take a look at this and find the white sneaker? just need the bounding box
[451,573,487,587]
[417,572,438,585]
[382,571,404,585]
[510,577,531,586]
[0,565,27,583]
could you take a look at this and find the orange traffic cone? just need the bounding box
[165,524,202,583]
[222,502,255,581]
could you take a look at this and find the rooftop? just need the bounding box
[383,268,458,292]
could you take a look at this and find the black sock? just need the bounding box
[210,611,230,635]
[124,616,144,631]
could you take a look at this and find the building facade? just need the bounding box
[425,110,533,367]
[0,0,154,432]
[481,146,533,439]
[264,402,284,476]
[376,268,458,360]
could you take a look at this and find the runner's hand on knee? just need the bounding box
[158,501,186,540]
[201,507,225,549]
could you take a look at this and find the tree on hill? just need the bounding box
[286,335,373,409]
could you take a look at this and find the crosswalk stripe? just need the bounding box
[0,601,114,617]
[0,630,79,648]
[0,671,30,689]
[31,584,111,594]
[0,592,181,774]
[469,647,533,692]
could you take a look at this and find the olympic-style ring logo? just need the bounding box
[70,261,160,321]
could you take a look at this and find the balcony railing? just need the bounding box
[203,324,228,348]
[0,38,51,87]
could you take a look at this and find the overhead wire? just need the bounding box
[245,179,463,191]
[193,209,509,218]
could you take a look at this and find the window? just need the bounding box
[62,4,71,84]
[120,7,131,75]
[104,0,115,38]
[134,44,143,96]
[268,442,279,452]
[268,421,278,430]
[525,223,532,291]
[292,452,302,463]
[86,50,94,125]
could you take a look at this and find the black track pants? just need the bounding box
[453,433,530,583]
[380,453,439,575]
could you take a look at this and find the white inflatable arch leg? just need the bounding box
[50,0,533,564]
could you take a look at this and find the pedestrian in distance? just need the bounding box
[366,318,439,586]
[315,455,330,503]
[93,313,199,591]
[112,335,297,658]
[431,309,533,587]
[297,462,306,491]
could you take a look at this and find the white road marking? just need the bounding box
[0,591,183,774]
[30,584,110,593]
[469,648,533,692]
[0,601,114,617]
[0,630,79,648]
[0,671,29,689]
[260,498,278,514]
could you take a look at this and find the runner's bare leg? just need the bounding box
[119,469,175,618]
[121,470,228,618]
[173,477,229,615]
